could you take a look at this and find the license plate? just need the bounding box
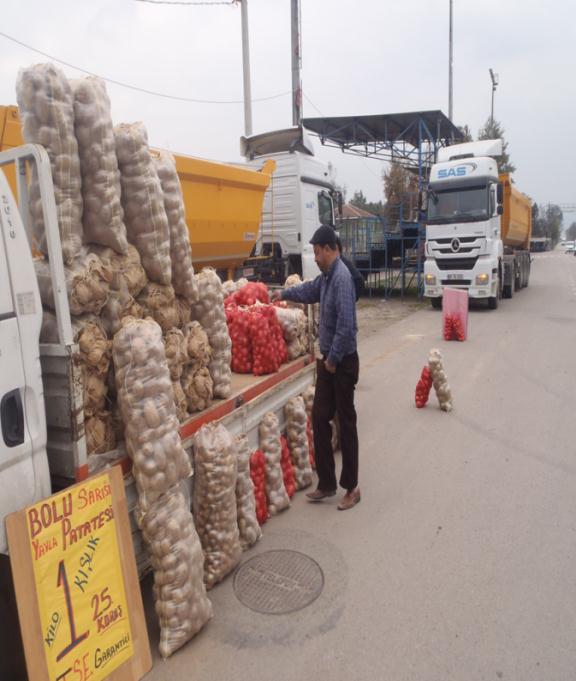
[243,267,254,277]
[446,273,464,280]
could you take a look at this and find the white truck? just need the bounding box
[241,127,340,282]
[424,140,532,309]
[0,143,315,564]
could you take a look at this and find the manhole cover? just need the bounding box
[233,550,324,614]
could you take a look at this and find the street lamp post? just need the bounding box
[448,0,453,121]
[489,68,498,127]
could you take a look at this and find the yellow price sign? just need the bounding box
[25,472,133,681]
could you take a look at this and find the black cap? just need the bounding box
[309,224,337,246]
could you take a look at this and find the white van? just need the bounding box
[0,148,51,553]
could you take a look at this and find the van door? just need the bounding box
[0,170,50,553]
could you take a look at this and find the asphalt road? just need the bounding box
[145,249,576,681]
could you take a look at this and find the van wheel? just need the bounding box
[430,297,442,310]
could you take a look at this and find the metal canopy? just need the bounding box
[302,110,462,168]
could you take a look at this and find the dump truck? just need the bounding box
[424,139,532,309]
[0,104,275,277]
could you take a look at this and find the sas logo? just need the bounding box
[438,162,477,179]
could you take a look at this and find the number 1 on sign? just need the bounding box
[56,560,89,662]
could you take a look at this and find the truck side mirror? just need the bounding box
[497,205,504,216]
[497,182,503,204]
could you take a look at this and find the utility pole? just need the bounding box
[291,0,302,127]
[448,0,453,121]
[241,0,253,137]
[489,68,498,128]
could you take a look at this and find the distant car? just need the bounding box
[564,242,576,253]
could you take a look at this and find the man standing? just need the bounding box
[272,225,360,510]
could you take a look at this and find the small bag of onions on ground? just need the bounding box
[153,150,199,303]
[139,484,213,659]
[259,412,290,515]
[190,268,232,399]
[71,76,128,254]
[35,250,112,316]
[284,396,313,490]
[234,434,262,549]
[113,317,191,507]
[16,63,83,265]
[114,122,172,285]
[428,348,453,412]
[193,423,242,589]
[137,282,179,334]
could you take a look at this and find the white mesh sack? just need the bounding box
[172,380,188,422]
[181,366,213,413]
[71,76,128,254]
[259,412,290,515]
[16,63,83,264]
[35,250,112,316]
[193,423,242,589]
[428,348,453,412]
[114,122,172,285]
[182,321,211,372]
[154,150,198,302]
[90,244,147,298]
[113,317,191,508]
[140,484,213,659]
[190,269,232,398]
[137,282,179,334]
[275,306,308,360]
[234,433,262,550]
[284,396,313,490]
[100,282,144,337]
[302,385,315,420]
[164,328,188,381]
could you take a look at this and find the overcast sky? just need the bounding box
[1,0,575,217]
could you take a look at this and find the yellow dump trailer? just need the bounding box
[0,105,274,272]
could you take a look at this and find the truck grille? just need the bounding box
[435,257,478,270]
[441,279,471,286]
[432,236,479,245]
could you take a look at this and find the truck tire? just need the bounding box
[430,297,442,310]
[503,281,514,299]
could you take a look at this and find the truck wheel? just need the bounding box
[430,297,442,310]
[503,281,514,299]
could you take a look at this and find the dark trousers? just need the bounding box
[312,352,359,492]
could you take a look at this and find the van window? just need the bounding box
[318,191,334,225]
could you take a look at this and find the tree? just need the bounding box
[566,222,576,241]
[477,118,516,174]
[382,162,418,226]
[350,190,368,209]
[532,202,563,246]
[457,124,473,142]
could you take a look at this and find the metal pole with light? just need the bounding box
[291,0,302,127]
[241,0,253,137]
[489,68,498,127]
[448,0,453,121]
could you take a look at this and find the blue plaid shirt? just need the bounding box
[281,257,357,365]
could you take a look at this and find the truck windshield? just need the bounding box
[427,185,488,224]
[318,191,334,225]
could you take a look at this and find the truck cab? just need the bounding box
[424,140,504,308]
[242,127,339,281]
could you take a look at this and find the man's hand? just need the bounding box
[324,359,336,374]
[270,289,282,303]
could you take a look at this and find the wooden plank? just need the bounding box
[6,465,152,681]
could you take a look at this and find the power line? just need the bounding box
[135,0,237,5]
[0,30,290,105]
